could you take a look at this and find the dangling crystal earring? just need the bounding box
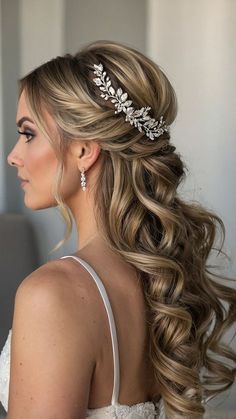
[80,167,86,191]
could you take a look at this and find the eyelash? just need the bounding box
[17,129,35,143]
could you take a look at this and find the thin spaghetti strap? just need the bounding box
[60,255,120,406]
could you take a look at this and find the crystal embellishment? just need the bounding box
[80,168,86,191]
[93,63,170,140]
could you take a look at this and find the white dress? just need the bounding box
[0,255,166,418]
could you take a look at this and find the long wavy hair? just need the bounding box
[18,40,236,418]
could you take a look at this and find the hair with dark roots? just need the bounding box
[18,40,236,418]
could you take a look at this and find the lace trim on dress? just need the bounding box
[0,329,12,412]
[86,398,166,418]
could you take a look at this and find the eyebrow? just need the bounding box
[16,117,35,127]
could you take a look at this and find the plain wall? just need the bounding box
[1,0,21,212]
[64,0,146,53]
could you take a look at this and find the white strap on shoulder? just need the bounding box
[60,255,120,406]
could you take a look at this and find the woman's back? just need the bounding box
[61,240,162,410]
[0,240,164,418]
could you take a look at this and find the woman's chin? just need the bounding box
[23,196,57,210]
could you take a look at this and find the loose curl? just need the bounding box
[18,40,236,418]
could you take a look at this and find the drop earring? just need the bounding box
[80,167,86,191]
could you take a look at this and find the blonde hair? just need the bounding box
[18,40,236,418]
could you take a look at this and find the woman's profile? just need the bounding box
[0,39,236,418]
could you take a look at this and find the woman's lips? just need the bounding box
[20,180,29,188]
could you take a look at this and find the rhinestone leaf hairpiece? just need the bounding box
[93,63,169,140]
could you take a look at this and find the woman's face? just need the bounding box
[7,89,80,210]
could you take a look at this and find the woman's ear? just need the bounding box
[69,140,102,171]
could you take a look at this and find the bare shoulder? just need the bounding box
[8,257,100,418]
[14,257,102,349]
[17,256,98,302]
[17,257,78,289]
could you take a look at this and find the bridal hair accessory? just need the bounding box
[80,167,86,191]
[93,63,170,140]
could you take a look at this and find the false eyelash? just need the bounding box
[17,129,35,142]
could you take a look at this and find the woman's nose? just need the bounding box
[7,149,23,167]
[7,151,15,166]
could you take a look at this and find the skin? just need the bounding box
[7,89,104,250]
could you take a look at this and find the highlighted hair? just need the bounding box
[18,40,236,418]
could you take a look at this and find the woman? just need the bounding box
[1,40,236,418]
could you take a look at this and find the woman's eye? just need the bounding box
[25,132,34,142]
[17,129,35,142]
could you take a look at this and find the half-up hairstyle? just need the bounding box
[18,40,236,418]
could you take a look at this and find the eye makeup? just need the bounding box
[17,129,35,142]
